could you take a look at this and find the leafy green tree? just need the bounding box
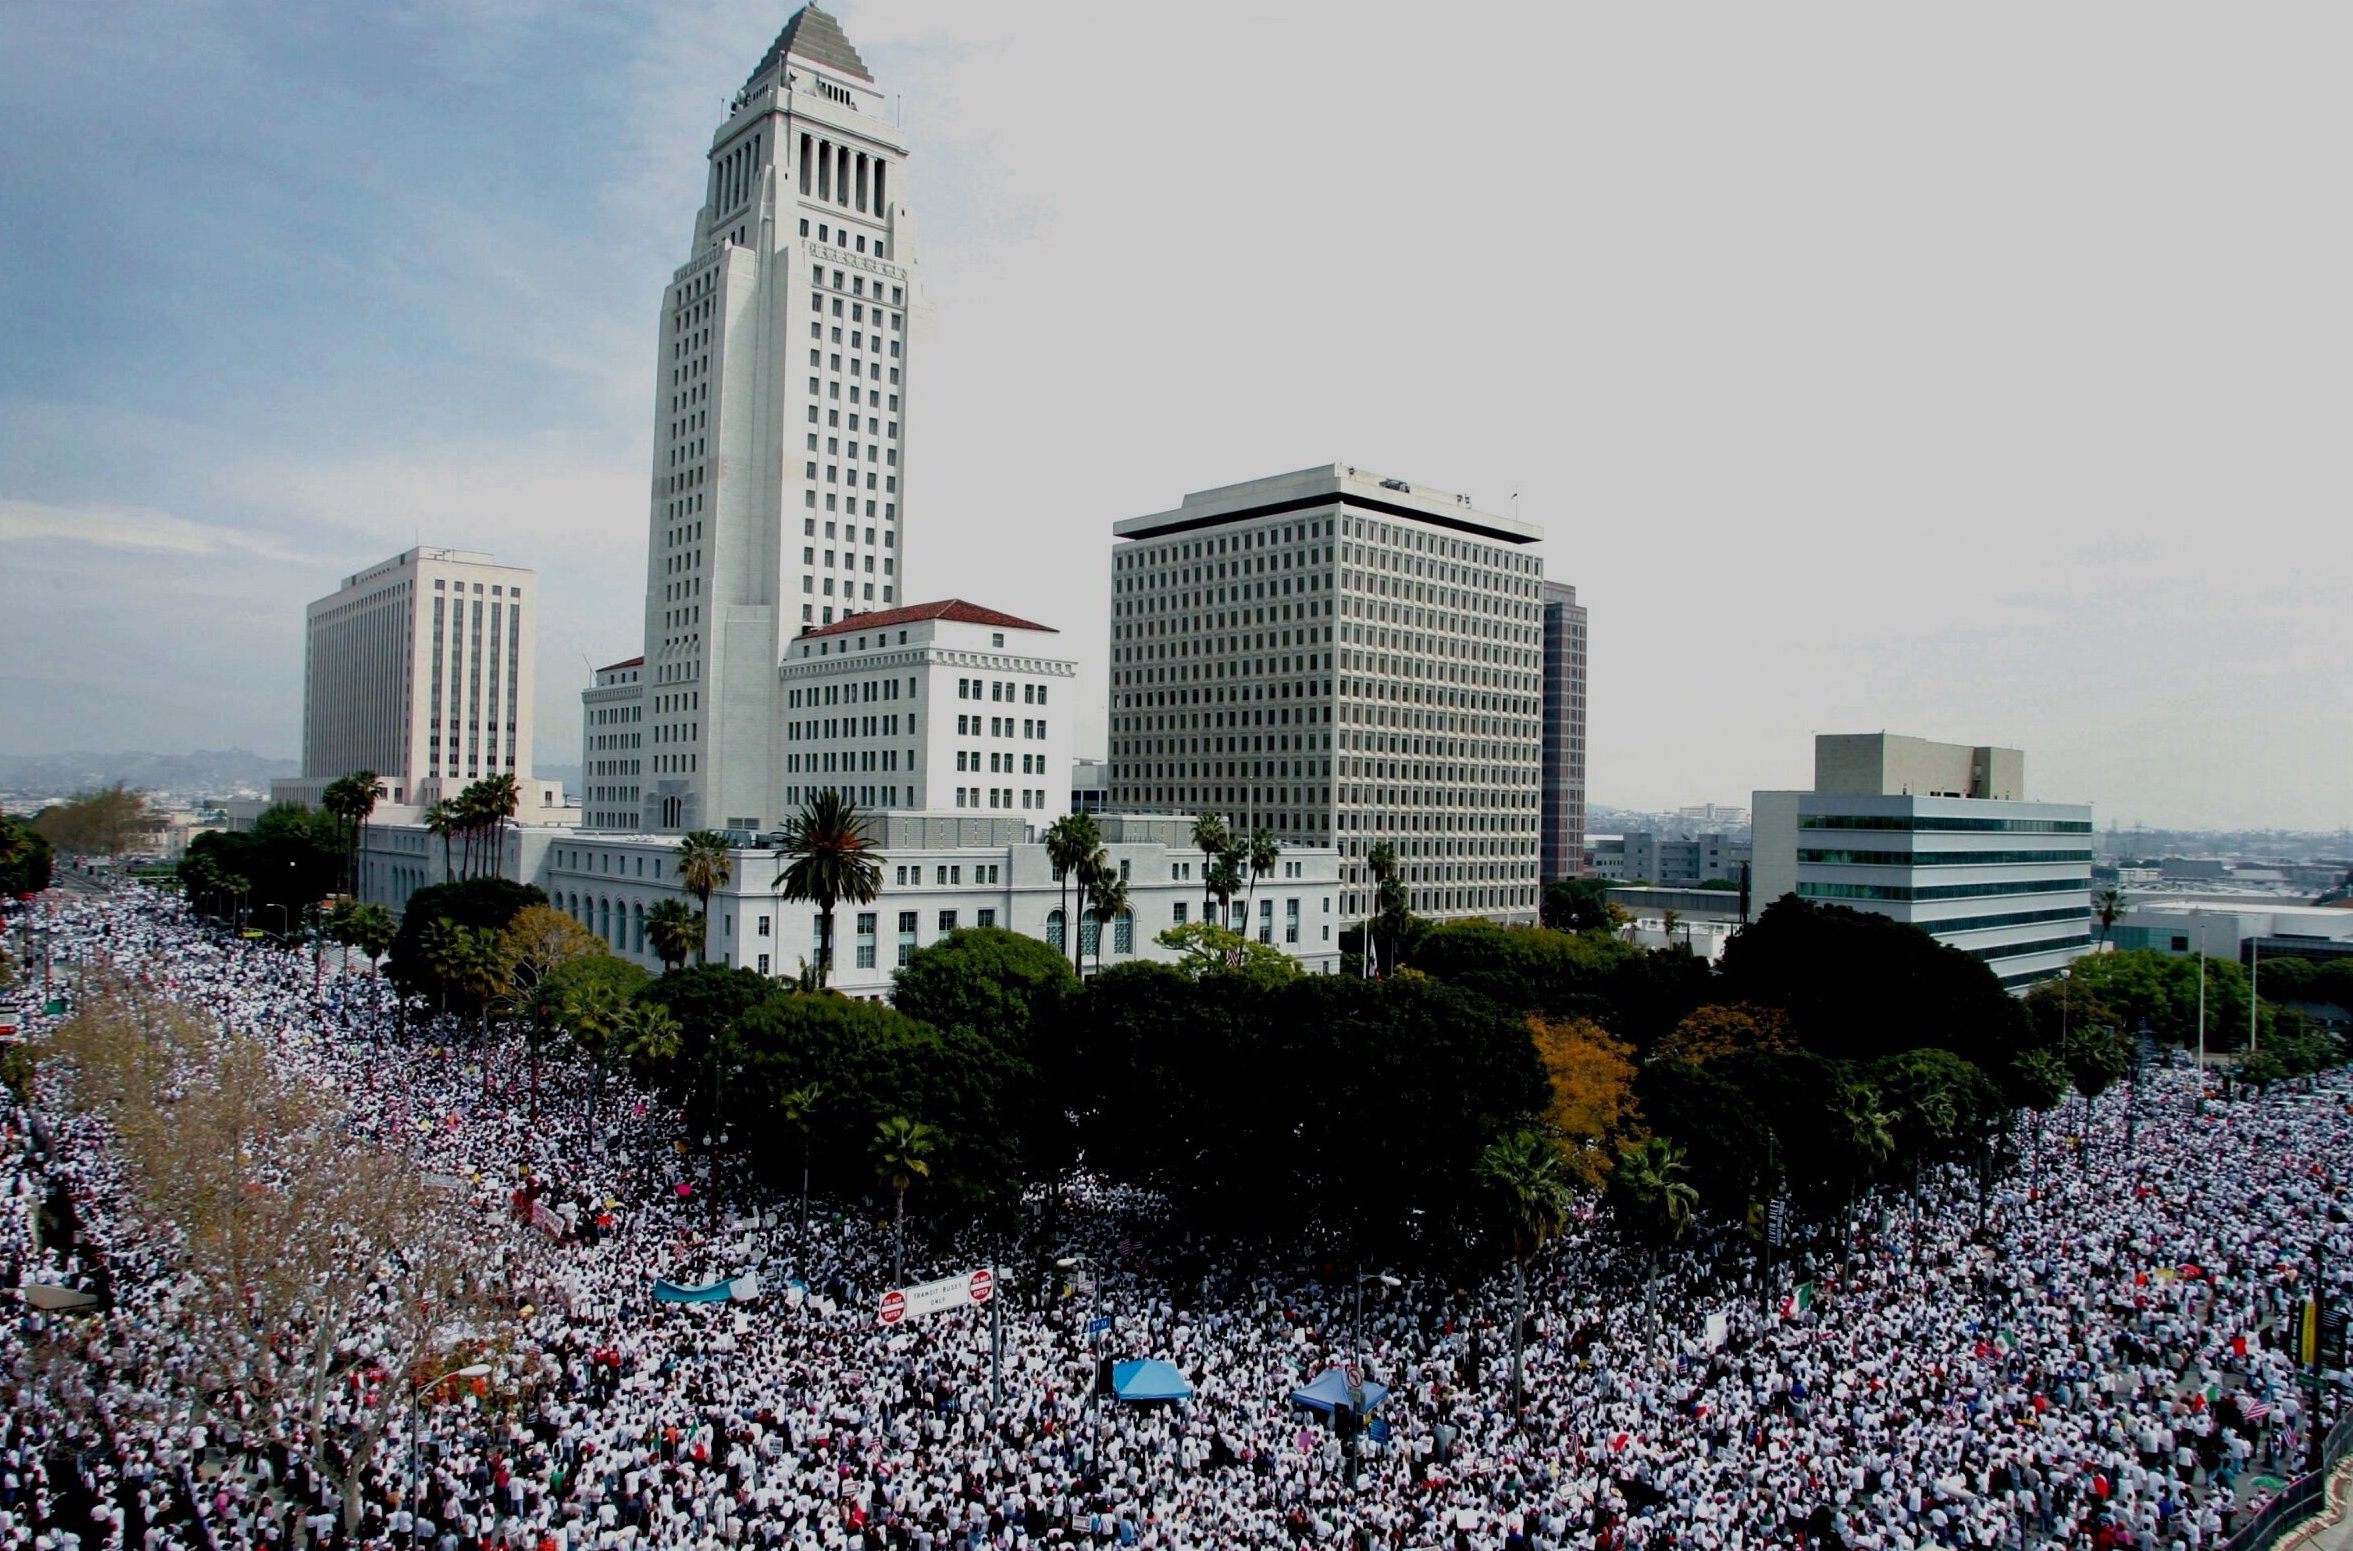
[676,831,734,961]
[33,784,160,857]
[2068,948,2266,1050]
[2005,1046,2070,1113]
[1869,1047,2002,1185]
[892,927,1076,1055]
[1478,1128,1574,1407]
[2061,1022,2129,1116]
[1541,876,1626,935]
[646,898,702,972]
[0,815,56,895]
[1717,896,2031,1072]
[617,999,683,1074]
[772,790,883,986]
[873,1115,940,1282]
[1153,921,1301,986]
[384,877,544,1000]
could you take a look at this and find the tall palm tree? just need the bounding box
[772,789,883,987]
[559,981,627,1129]
[321,771,380,896]
[1044,813,1102,975]
[779,1082,823,1244]
[1477,1128,1574,1411]
[873,1114,940,1284]
[423,800,458,882]
[2093,888,2127,950]
[1364,840,1400,969]
[617,999,683,1070]
[477,773,520,876]
[1087,870,1129,976]
[646,898,702,972]
[1206,849,1244,936]
[1242,827,1281,940]
[677,831,734,963]
[1189,812,1229,925]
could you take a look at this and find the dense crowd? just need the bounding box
[3,891,2346,1551]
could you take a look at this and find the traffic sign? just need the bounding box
[880,1266,998,1323]
[1087,1316,1111,1334]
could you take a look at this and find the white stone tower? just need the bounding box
[631,4,923,834]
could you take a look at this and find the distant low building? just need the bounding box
[1586,832,1749,887]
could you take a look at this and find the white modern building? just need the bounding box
[779,600,1072,820]
[354,813,1346,992]
[278,545,562,812]
[1107,464,1548,924]
[585,3,931,837]
[1752,733,2094,988]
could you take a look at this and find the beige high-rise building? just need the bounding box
[288,546,540,807]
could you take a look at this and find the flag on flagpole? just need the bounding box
[1993,1329,2016,1356]
[1781,1283,1814,1319]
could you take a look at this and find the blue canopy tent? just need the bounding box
[1289,1367,1390,1415]
[1111,1359,1194,1402]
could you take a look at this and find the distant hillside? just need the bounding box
[0,749,298,798]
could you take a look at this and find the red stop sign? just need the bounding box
[879,1290,907,1325]
[969,1268,994,1305]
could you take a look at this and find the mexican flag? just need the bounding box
[1781,1283,1815,1319]
[1993,1330,2017,1356]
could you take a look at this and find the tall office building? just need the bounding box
[1109,464,1547,924]
[595,4,925,834]
[288,546,539,808]
[1538,581,1588,881]
[1751,733,2094,988]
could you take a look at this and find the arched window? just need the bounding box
[632,903,646,955]
[597,898,610,943]
[1045,909,1065,951]
[1080,912,1101,957]
[1113,910,1134,955]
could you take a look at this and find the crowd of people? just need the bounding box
[3,889,2346,1551]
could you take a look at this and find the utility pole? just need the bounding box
[990,1278,1003,1409]
[2195,910,2208,1113]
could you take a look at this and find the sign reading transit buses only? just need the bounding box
[877,1266,996,1324]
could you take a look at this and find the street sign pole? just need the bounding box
[991,1281,1003,1409]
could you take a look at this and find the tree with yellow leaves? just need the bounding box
[1656,1002,1796,1067]
[1527,1013,1642,1189]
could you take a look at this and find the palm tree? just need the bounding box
[423,800,458,882]
[1087,870,1130,976]
[1364,840,1401,972]
[1477,1129,1574,1411]
[779,1082,823,1244]
[1044,813,1102,976]
[559,981,627,1129]
[772,789,883,987]
[646,898,702,972]
[873,1114,940,1283]
[1189,812,1230,925]
[1206,850,1244,936]
[1613,1135,1699,1245]
[677,831,734,963]
[2093,888,2127,950]
[478,772,520,874]
[1242,827,1280,939]
[321,771,380,895]
[1661,907,1683,952]
[617,1000,683,1072]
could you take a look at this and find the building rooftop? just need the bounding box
[1114,463,1543,546]
[597,656,645,673]
[744,4,872,89]
[795,599,1056,642]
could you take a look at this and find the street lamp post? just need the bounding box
[407,1363,491,1551]
[1352,1269,1400,1364]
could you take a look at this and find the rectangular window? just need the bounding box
[1173,901,1188,926]
[757,914,772,938]
[757,953,770,976]
[856,911,878,969]
[937,909,957,933]
[976,908,996,929]
[896,909,918,967]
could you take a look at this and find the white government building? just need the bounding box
[581,2,933,838]
[1108,464,1549,924]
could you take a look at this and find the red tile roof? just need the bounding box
[597,656,645,672]
[796,599,1056,641]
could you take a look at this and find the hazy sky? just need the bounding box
[3,2,2346,830]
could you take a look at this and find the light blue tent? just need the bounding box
[1289,1367,1390,1415]
[1111,1359,1194,1402]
